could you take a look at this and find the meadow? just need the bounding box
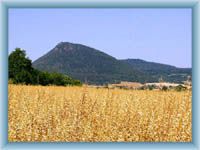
[8,84,192,142]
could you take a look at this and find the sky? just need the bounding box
[9,8,192,68]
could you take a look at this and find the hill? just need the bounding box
[121,59,191,83]
[33,42,191,85]
[33,42,149,85]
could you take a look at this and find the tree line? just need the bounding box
[9,48,82,86]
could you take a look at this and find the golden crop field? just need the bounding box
[8,84,192,142]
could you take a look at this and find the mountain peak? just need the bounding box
[56,41,73,46]
[53,42,75,52]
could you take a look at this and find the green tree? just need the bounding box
[9,48,34,84]
[37,71,52,86]
[49,72,82,86]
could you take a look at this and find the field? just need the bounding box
[8,84,192,142]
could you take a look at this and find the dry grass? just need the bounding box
[8,84,192,142]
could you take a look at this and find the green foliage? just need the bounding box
[9,48,34,84]
[175,85,186,92]
[122,59,192,84]
[35,71,82,86]
[49,72,82,86]
[9,48,82,86]
[14,70,33,84]
[162,86,168,91]
[147,85,156,90]
[37,71,51,86]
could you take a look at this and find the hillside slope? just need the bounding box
[121,59,191,83]
[33,42,191,84]
[33,42,148,84]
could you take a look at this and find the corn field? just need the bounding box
[8,84,192,142]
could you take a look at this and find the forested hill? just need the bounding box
[121,59,191,83]
[33,42,191,85]
[33,42,148,85]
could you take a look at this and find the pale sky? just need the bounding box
[9,8,192,68]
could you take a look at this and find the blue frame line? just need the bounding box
[0,0,199,150]
[192,2,200,149]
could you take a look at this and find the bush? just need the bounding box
[147,85,156,90]
[162,86,168,91]
[175,85,186,92]
[13,70,33,85]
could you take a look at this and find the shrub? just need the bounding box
[162,86,168,91]
[175,85,186,92]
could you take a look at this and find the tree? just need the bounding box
[14,70,33,84]
[37,71,52,86]
[9,48,34,84]
[49,72,82,86]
